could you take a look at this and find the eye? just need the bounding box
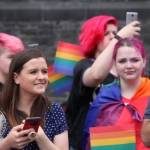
[118,59,126,63]
[131,59,140,63]
[104,32,109,36]
[42,70,48,74]
[8,55,14,59]
[30,70,37,74]
[113,32,117,36]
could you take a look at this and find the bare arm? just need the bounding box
[83,21,141,87]
[36,127,69,150]
[141,119,150,148]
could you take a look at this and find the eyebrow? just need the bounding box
[28,68,48,71]
[117,57,140,60]
[7,54,15,57]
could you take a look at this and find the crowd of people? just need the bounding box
[0,14,150,150]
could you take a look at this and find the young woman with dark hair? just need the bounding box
[0,49,69,150]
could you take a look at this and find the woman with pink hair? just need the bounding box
[65,15,141,150]
[84,37,149,150]
[0,33,24,93]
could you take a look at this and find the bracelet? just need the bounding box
[114,34,121,40]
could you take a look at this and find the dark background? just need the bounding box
[0,0,149,104]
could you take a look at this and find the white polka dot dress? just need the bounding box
[2,102,69,150]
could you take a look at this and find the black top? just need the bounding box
[65,59,116,149]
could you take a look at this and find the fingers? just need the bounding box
[134,32,140,37]
[22,119,25,124]
[13,138,33,149]
[12,124,34,138]
[13,124,24,132]
[11,128,35,149]
[134,26,141,32]
[129,21,140,26]
[19,128,35,137]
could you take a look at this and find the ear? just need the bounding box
[13,72,20,84]
[143,58,146,68]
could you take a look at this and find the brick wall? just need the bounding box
[0,1,149,103]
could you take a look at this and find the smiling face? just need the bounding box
[115,46,146,83]
[14,57,48,97]
[95,23,117,58]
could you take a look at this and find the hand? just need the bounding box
[5,124,34,149]
[117,21,141,38]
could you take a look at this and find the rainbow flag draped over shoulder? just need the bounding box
[83,78,150,150]
[90,124,136,150]
[54,41,84,76]
[48,65,73,95]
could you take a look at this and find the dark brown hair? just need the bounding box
[1,49,51,128]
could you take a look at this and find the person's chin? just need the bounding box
[35,89,46,94]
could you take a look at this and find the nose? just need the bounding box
[126,61,132,69]
[37,72,44,79]
[109,32,114,40]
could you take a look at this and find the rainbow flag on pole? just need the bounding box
[48,65,73,95]
[54,41,84,76]
[90,124,136,150]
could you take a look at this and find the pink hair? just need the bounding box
[0,33,24,53]
[113,37,146,76]
[79,15,117,58]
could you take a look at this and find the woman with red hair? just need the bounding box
[65,15,140,150]
[0,33,24,94]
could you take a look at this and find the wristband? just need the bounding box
[114,34,121,40]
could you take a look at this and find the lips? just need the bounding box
[34,83,45,85]
[125,71,134,74]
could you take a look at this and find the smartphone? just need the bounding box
[28,43,39,49]
[126,12,138,25]
[23,117,41,132]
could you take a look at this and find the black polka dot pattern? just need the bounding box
[2,102,69,150]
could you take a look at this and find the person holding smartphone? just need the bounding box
[65,15,141,150]
[0,49,69,150]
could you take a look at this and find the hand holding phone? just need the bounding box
[23,117,41,139]
[126,12,138,25]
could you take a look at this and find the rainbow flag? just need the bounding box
[90,124,136,150]
[54,41,85,76]
[48,65,73,95]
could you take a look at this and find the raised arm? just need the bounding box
[83,21,141,87]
